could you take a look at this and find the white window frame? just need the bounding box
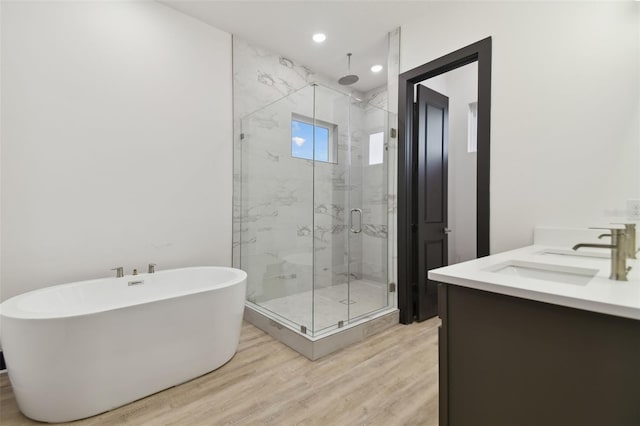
[291,113,338,164]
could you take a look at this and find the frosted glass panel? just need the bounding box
[369,132,384,165]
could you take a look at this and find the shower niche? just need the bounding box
[237,83,398,357]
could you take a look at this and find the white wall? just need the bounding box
[446,63,478,264]
[1,1,233,301]
[401,2,640,253]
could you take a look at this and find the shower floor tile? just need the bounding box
[259,280,388,333]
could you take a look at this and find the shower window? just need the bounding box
[467,101,478,153]
[368,131,385,165]
[291,113,337,163]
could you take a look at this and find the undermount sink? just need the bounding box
[486,260,599,285]
[537,248,610,259]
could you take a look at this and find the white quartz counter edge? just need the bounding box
[428,245,640,320]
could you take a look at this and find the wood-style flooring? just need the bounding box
[0,318,439,425]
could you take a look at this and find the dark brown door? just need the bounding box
[415,85,449,322]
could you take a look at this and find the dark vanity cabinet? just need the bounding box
[437,283,640,426]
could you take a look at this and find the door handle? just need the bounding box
[350,208,362,234]
[444,228,452,234]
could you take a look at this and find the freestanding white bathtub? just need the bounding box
[0,266,247,423]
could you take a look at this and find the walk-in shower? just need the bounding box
[237,82,396,341]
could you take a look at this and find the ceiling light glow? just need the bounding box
[371,64,383,73]
[312,33,326,43]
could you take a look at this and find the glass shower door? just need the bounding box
[311,84,391,335]
[311,84,350,335]
[346,99,390,323]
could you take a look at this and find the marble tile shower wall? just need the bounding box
[232,36,397,305]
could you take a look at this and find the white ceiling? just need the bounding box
[160,1,429,92]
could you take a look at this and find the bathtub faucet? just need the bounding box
[148,263,156,273]
[111,266,124,278]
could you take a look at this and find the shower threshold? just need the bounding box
[244,303,399,360]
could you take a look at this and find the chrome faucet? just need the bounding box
[148,263,156,274]
[111,266,124,278]
[573,228,630,281]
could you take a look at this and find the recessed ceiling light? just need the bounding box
[371,64,383,73]
[312,33,326,43]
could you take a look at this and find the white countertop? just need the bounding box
[429,245,640,320]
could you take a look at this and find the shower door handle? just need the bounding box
[350,208,362,234]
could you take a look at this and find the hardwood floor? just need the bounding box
[0,318,439,425]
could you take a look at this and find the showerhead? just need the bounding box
[338,53,359,86]
[338,74,359,85]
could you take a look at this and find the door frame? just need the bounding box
[398,37,492,324]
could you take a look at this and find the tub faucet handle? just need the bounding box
[148,263,156,274]
[111,267,124,278]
